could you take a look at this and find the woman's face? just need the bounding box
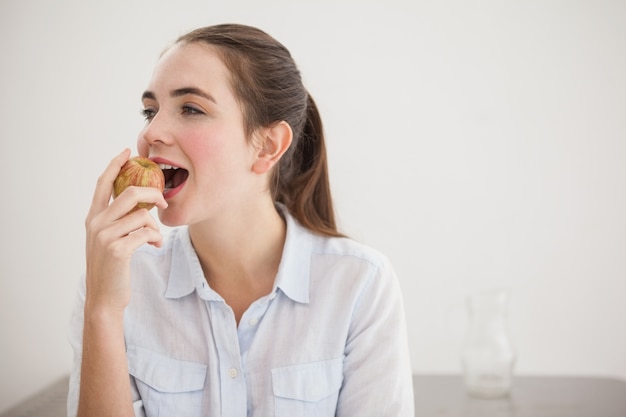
[137,42,263,227]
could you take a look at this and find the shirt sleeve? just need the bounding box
[66,275,85,417]
[66,275,145,417]
[336,257,415,417]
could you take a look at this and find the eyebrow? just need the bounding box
[142,87,217,104]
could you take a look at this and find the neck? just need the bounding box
[188,200,286,291]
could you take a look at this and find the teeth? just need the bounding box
[158,164,179,170]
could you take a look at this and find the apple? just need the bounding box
[113,156,165,212]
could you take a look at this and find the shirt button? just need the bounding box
[249,317,259,326]
[229,368,238,378]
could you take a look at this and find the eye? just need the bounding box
[140,107,157,122]
[182,105,205,116]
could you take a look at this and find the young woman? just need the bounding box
[68,23,414,417]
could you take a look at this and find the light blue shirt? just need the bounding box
[68,207,414,416]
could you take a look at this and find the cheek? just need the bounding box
[184,126,248,166]
[182,132,216,169]
[185,131,214,154]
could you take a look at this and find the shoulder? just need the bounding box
[283,206,394,279]
[309,233,398,293]
[311,231,393,273]
[281,206,399,298]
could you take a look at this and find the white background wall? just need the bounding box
[1,0,625,412]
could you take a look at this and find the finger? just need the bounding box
[88,149,131,218]
[87,209,163,264]
[120,215,165,249]
[122,227,165,252]
[97,206,163,242]
[122,208,162,237]
[106,186,168,221]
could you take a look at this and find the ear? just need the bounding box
[252,121,293,174]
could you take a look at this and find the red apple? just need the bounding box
[113,156,165,212]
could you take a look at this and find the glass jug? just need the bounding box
[461,288,516,398]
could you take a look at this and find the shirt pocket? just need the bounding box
[127,345,207,417]
[272,357,344,417]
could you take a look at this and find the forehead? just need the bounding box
[145,42,233,100]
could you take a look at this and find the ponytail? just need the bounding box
[275,94,343,237]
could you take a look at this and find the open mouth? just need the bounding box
[158,164,189,192]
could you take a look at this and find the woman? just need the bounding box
[68,23,414,417]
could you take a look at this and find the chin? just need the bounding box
[157,208,187,228]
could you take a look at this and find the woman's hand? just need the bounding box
[78,149,166,417]
[84,148,168,315]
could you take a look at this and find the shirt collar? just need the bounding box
[273,204,312,304]
[164,205,313,304]
[164,227,210,299]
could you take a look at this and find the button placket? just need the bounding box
[208,301,247,415]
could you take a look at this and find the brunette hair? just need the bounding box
[176,24,342,237]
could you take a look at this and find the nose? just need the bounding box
[137,112,173,153]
